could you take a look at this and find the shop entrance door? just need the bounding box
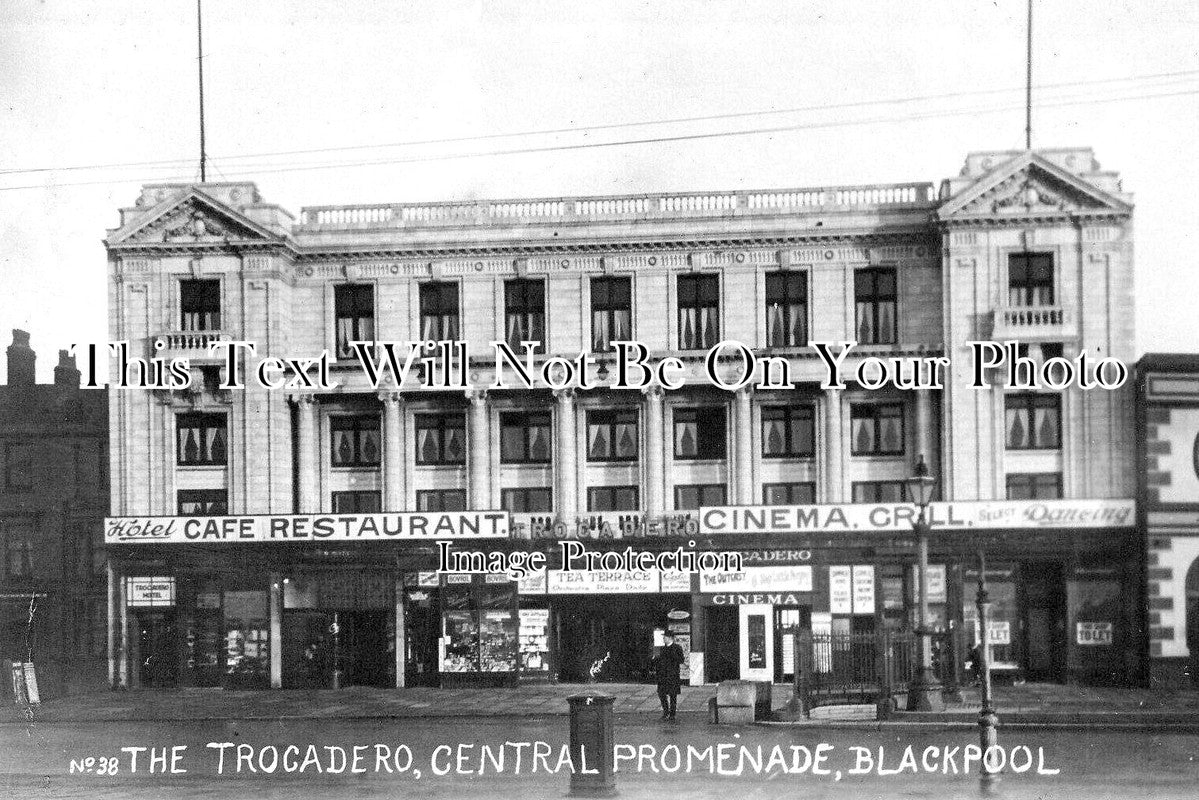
[774,606,810,683]
[405,590,441,687]
[282,610,334,689]
[136,611,178,688]
[705,606,740,683]
[340,610,389,687]
[1022,563,1066,682]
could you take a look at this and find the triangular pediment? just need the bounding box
[938,152,1131,220]
[108,188,283,246]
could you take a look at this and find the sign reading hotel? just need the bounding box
[105,512,509,544]
[699,499,1136,535]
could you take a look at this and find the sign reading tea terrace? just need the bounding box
[699,499,1136,535]
[105,512,509,544]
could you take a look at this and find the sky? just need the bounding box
[1,1,1196,382]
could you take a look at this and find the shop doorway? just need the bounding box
[1022,563,1066,682]
[339,610,389,687]
[774,606,811,683]
[282,609,390,688]
[705,606,740,683]
[136,611,178,688]
[404,589,441,687]
[554,596,684,683]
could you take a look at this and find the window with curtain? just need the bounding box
[177,489,228,516]
[504,279,546,353]
[414,413,466,465]
[849,403,905,456]
[673,406,727,460]
[762,482,816,505]
[501,488,553,513]
[500,412,552,464]
[333,284,375,359]
[330,415,381,467]
[176,412,227,466]
[761,405,815,458]
[331,491,382,513]
[851,481,906,503]
[180,279,221,331]
[586,410,638,461]
[674,484,726,510]
[1005,473,1062,499]
[1008,252,1055,306]
[765,271,808,347]
[416,489,467,512]
[677,273,720,350]
[420,282,460,342]
[587,486,640,511]
[854,268,897,345]
[591,276,632,351]
[1005,394,1061,449]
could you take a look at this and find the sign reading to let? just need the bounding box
[1076,621,1113,646]
[105,512,509,544]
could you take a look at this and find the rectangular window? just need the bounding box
[180,279,221,331]
[3,522,34,579]
[851,481,906,503]
[854,267,897,345]
[176,413,227,466]
[586,410,639,462]
[330,415,381,467]
[765,271,808,347]
[587,486,640,512]
[1005,473,1063,500]
[3,442,33,492]
[331,491,382,513]
[416,489,467,512]
[501,487,553,513]
[674,484,726,510]
[177,489,228,516]
[504,279,546,353]
[677,274,720,350]
[414,413,466,465]
[1005,394,1062,450]
[673,406,727,460]
[849,403,905,456]
[763,482,816,505]
[419,282,460,342]
[1008,253,1055,306]
[590,277,632,351]
[500,412,552,464]
[761,405,815,458]
[334,284,375,359]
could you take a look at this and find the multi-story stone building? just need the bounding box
[1136,354,1199,687]
[103,146,1139,691]
[1,330,108,697]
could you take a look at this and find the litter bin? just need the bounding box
[567,692,617,797]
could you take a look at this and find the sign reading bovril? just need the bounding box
[699,499,1136,535]
[105,512,509,544]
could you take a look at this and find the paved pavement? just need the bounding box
[6,681,1199,726]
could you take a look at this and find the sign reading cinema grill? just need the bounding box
[105,512,509,544]
[699,499,1136,535]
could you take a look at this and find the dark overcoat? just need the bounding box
[655,643,685,694]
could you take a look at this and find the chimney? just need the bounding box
[6,329,35,386]
[55,349,81,389]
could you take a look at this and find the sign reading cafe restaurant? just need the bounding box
[105,512,509,544]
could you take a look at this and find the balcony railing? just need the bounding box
[152,330,229,361]
[991,305,1077,339]
[297,182,936,229]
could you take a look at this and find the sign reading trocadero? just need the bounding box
[699,499,1136,535]
[105,512,509,544]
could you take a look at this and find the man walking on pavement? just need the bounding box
[654,631,685,720]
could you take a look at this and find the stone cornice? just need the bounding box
[937,210,1131,229]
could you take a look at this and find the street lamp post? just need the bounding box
[905,455,944,712]
[977,550,1001,794]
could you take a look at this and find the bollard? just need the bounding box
[567,692,617,797]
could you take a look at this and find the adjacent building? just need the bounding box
[103,146,1139,691]
[1137,354,1199,687]
[1,330,108,697]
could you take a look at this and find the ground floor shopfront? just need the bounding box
[105,501,1143,690]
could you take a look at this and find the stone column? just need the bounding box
[379,391,405,511]
[554,389,578,524]
[292,394,320,513]
[269,574,283,689]
[734,387,754,505]
[117,570,129,689]
[642,386,666,518]
[107,557,118,689]
[394,576,406,688]
[467,389,490,509]
[824,388,844,502]
[915,388,934,467]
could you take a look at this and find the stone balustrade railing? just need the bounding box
[298,182,935,228]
